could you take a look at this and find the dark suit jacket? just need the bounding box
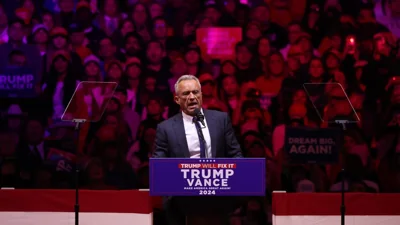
[153,109,243,225]
[153,109,242,158]
[16,142,50,170]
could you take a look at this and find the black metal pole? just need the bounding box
[341,168,345,225]
[75,166,79,225]
[335,120,347,225]
[74,121,83,225]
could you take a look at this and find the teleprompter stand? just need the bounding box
[335,119,349,225]
[61,81,118,225]
[73,119,85,225]
[303,82,361,225]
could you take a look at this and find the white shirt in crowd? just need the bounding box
[182,109,212,158]
[127,89,137,111]
[29,141,45,159]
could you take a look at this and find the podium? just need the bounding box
[150,158,266,224]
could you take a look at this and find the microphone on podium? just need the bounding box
[194,108,205,127]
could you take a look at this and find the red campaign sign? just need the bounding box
[47,148,77,172]
[196,27,242,61]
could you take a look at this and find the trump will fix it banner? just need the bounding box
[196,27,242,61]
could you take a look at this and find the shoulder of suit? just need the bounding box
[157,114,179,128]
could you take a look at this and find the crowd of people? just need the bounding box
[0,0,400,224]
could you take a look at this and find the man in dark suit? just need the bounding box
[153,74,243,225]
[16,117,48,188]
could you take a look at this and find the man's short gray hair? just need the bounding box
[174,74,201,94]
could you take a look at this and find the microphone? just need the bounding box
[194,108,205,127]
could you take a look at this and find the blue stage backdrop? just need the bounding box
[150,158,265,196]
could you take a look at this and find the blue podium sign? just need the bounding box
[150,158,265,196]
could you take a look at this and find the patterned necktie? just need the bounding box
[193,117,206,158]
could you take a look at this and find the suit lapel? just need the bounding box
[204,110,217,157]
[172,113,190,157]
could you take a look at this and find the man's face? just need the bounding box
[106,99,119,113]
[8,22,24,42]
[150,3,163,18]
[146,42,163,64]
[244,108,262,121]
[125,36,140,54]
[70,32,85,45]
[104,0,118,16]
[54,57,68,73]
[26,120,44,145]
[253,6,269,23]
[358,9,375,23]
[133,4,147,26]
[174,79,202,115]
[288,24,302,44]
[153,19,167,39]
[34,29,48,44]
[99,39,116,58]
[185,50,199,64]
[52,36,67,49]
[147,100,161,116]
[200,80,214,97]
[145,77,156,92]
[205,7,220,24]
[170,59,187,76]
[236,46,252,65]
[42,14,54,30]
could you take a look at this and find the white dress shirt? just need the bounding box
[182,109,212,158]
[29,141,45,160]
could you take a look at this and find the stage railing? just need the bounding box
[272,191,400,225]
[0,189,153,225]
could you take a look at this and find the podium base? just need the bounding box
[186,214,226,225]
[165,196,244,225]
[175,196,243,215]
